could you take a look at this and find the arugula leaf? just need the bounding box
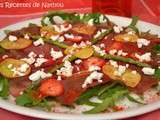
[155,68,160,79]
[153,45,160,54]
[0,76,9,98]
[84,85,128,114]
[127,94,146,105]
[76,85,101,105]
[127,16,139,33]
[16,93,34,106]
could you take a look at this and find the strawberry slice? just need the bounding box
[82,57,105,70]
[39,78,64,97]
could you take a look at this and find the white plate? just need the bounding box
[0,15,160,120]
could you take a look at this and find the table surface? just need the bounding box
[0,108,160,120]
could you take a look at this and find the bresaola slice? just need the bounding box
[57,71,111,105]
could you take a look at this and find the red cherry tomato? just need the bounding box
[39,78,64,97]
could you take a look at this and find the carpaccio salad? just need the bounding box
[0,11,160,114]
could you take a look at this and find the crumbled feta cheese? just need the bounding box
[50,48,63,60]
[94,31,101,39]
[137,38,150,48]
[75,59,82,64]
[142,67,155,75]
[117,50,128,56]
[135,52,151,62]
[10,63,30,77]
[28,51,37,58]
[2,55,8,59]
[50,35,60,41]
[79,41,87,48]
[56,60,73,77]
[21,57,35,65]
[8,64,13,69]
[88,19,94,26]
[34,58,48,67]
[109,60,118,68]
[17,63,29,73]
[8,35,17,42]
[57,76,62,81]
[33,38,44,46]
[53,16,65,24]
[113,26,123,33]
[109,49,117,55]
[127,31,135,35]
[100,43,105,48]
[114,65,127,76]
[82,71,103,88]
[58,36,65,42]
[64,34,82,40]
[24,34,30,39]
[29,69,52,81]
[89,65,101,72]
[131,70,137,74]
[53,24,72,33]
[92,45,106,56]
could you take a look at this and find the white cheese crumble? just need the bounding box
[92,45,106,56]
[29,69,52,81]
[17,63,29,73]
[53,16,65,24]
[64,33,82,40]
[109,49,128,56]
[50,48,63,60]
[137,38,150,48]
[10,63,30,77]
[56,60,73,77]
[114,65,127,76]
[82,71,103,88]
[50,35,60,41]
[94,29,107,39]
[34,58,48,67]
[89,65,101,72]
[135,52,151,62]
[100,43,105,48]
[2,55,8,59]
[24,34,30,39]
[53,24,72,33]
[109,60,118,68]
[75,59,82,64]
[109,49,117,55]
[142,67,155,75]
[33,38,44,46]
[21,52,37,65]
[57,76,62,81]
[8,35,17,42]
[113,25,123,33]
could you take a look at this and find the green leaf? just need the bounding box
[128,16,139,33]
[16,94,34,106]
[0,76,9,98]
[127,94,146,105]
[76,85,101,104]
[153,45,160,54]
[155,68,160,79]
[84,86,128,114]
